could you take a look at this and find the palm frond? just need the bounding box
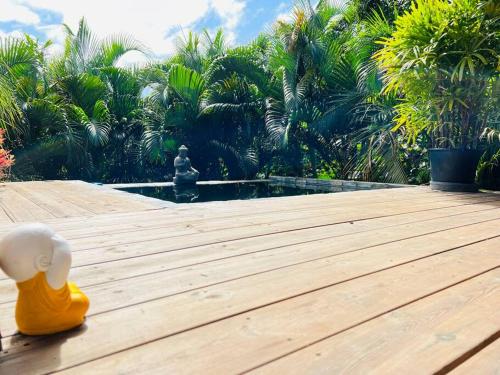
[167,64,206,112]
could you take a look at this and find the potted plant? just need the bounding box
[375,0,499,191]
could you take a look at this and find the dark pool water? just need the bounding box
[120,182,331,203]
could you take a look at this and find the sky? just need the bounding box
[0,0,294,65]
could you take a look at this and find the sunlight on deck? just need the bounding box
[0,181,499,374]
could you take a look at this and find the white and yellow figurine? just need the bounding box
[0,223,89,335]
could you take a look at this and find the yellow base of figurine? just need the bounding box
[15,272,89,335]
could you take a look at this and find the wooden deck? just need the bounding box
[0,181,499,374]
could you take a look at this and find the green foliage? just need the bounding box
[375,0,499,149]
[0,2,498,189]
[477,147,500,189]
[0,36,45,132]
[354,0,412,22]
[1,19,147,180]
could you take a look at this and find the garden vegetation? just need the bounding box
[0,0,498,187]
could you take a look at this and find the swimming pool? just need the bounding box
[116,178,406,204]
[118,181,330,203]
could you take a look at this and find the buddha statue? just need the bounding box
[0,223,89,335]
[173,145,199,185]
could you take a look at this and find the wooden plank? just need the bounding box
[0,200,496,302]
[0,184,427,228]
[2,235,498,373]
[449,339,500,375]
[0,187,55,222]
[0,208,13,223]
[9,189,497,246]
[4,181,156,217]
[0,202,498,304]
[0,201,499,310]
[0,179,161,226]
[3,194,497,279]
[0,192,495,254]
[31,181,155,214]
[64,199,500,267]
[37,194,500,243]
[0,183,498,372]
[1,212,499,336]
[6,183,92,218]
[52,240,500,374]
[196,189,499,214]
[63,195,500,250]
[252,272,500,374]
[0,184,483,231]
[0,188,13,223]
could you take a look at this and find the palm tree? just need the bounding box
[0,35,48,134]
[142,30,270,179]
[93,66,146,182]
[327,9,409,183]
[10,18,146,180]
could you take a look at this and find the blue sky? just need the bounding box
[0,0,294,63]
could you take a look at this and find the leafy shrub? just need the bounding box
[375,0,499,149]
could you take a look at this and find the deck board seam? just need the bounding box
[37,213,500,289]
[2,212,498,308]
[28,197,493,256]
[0,196,495,244]
[7,186,61,218]
[64,233,500,319]
[63,204,500,266]
[5,232,499,341]
[240,266,500,374]
[434,331,500,375]
[1,182,499,372]
[3,233,490,339]
[50,264,500,373]
[34,197,500,242]
[0,205,497,293]
[0,191,51,222]
[0,201,15,222]
[14,188,492,227]
[36,184,102,215]
[45,181,119,214]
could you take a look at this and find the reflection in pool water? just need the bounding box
[120,181,331,204]
[173,185,200,203]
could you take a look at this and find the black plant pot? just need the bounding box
[429,148,482,192]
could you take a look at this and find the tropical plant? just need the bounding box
[262,0,357,175]
[7,18,146,180]
[354,0,412,22]
[0,1,497,189]
[142,31,269,179]
[0,36,47,134]
[261,0,411,182]
[375,0,500,149]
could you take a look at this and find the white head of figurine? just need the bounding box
[0,223,71,289]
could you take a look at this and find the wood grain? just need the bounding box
[449,338,500,375]
[52,239,500,375]
[0,181,498,373]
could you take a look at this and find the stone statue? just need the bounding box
[0,223,89,335]
[173,145,199,185]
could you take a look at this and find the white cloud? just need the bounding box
[115,50,151,68]
[276,12,292,22]
[0,29,25,39]
[273,2,292,24]
[5,0,246,63]
[211,0,245,29]
[0,0,40,24]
